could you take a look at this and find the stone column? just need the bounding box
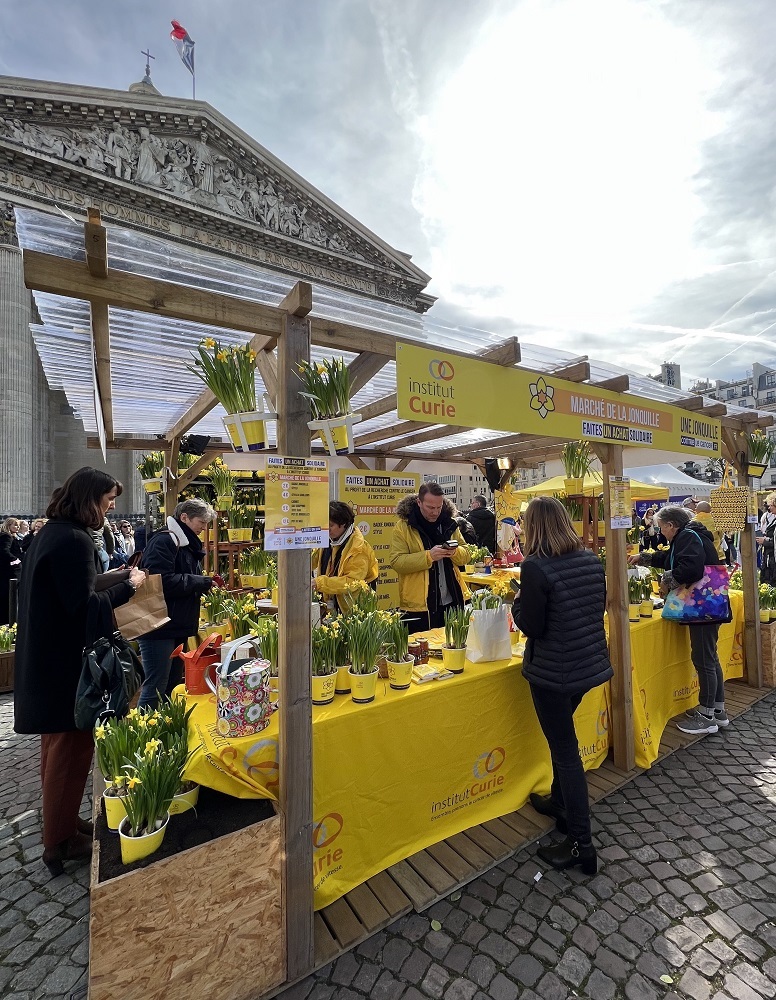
[0,205,34,514]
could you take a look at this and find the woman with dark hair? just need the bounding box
[0,517,23,625]
[515,496,612,875]
[137,498,215,709]
[631,504,728,734]
[14,467,146,876]
[313,501,380,612]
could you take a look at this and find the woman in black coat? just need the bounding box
[14,468,146,876]
[0,517,23,625]
[514,496,612,875]
[137,498,214,709]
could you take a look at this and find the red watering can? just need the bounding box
[175,634,223,696]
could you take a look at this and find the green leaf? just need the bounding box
[430,919,442,931]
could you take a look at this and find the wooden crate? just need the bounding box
[89,810,286,1000]
[761,622,776,688]
[0,650,13,693]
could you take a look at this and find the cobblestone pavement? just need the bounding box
[2,690,776,1000]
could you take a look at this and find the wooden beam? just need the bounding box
[84,209,108,279]
[279,281,312,318]
[354,420,428,448]
[165,331,279,442]
[393,458,412,472]
[673,395,707,410]
[176,452,214,490]
[90,302,114,443]
[385,424,472,452]
[722,427,762,688]
[310,322,519,365]
[348,352,390,397]
[479,337,521,366]
[374,455,387,471]
[592,375,629,393]
[357,392,397,423]
[347,455,369,470]
[548,361,590,383]
[592,442,635,770]
[434,432,550,459]
[87,436,225,452]
[277,305,314,979]
[255,349,279,408]
[701,402,728,417]
[24,250,284,338]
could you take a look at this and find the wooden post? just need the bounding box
[375,454,387,471]
[277,283,314,979]
[163,439,180,517]
[722,429,763,687]
[593,443,635,770]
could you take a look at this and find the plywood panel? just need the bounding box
[89,815,284,1000]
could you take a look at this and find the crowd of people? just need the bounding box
[4,469,748,883]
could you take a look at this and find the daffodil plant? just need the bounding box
[0,622,16,652]
[311,623,340,676]
[137,451,165,479]
[205,457,236,498]
[189,337,258,414]
[121,744,182,838]
[444,606,472,649]
[254,615,279,675]
[383,614,410,663]
[297,357,351,419]
[343,611,388,674]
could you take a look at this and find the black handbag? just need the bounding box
[74,594,143,730]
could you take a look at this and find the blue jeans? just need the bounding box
[530,685,591,844]
[137,637,185,710]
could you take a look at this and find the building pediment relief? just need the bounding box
[0,76,433,311]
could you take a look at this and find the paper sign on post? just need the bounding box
[609,476,632,529]
[265,456,329,550]
[748,490,760,525]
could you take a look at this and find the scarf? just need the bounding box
[406,503,463,613]
[319,524,354,577]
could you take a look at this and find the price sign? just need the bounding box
[609,476,632,529]
[748,490,759,525]
[265,456,329,550]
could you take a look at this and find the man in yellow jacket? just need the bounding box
[313,501,379,612]
[390,483,471,631]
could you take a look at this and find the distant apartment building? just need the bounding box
[424,465,547,509]
[692,362,776,484]
[652,362,682,388]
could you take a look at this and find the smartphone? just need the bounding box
[443,540,459,549]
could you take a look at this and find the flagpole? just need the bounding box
[192,74,195,101]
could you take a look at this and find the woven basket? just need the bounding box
[710,465,749,533]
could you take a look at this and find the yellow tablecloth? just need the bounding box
[183,592,745,908]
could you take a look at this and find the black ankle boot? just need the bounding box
[529,792,568,834]
[537,838,597,875]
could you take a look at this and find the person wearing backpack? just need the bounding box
[136,498,215,709]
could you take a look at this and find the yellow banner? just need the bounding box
[630,592,744,767]
[396,344,721,458]
[338,470,420,609]
[494,485,525,523]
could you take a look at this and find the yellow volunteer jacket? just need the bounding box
[312,527,379,612]
[389,515,471,612]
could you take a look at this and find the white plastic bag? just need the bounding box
[466,606,512,662]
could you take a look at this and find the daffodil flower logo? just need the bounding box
[529,377,555,419]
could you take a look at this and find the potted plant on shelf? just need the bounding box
[138,451,165,494]
[383,614,413,690]
[627,574,643,622]
[119,741,182,864]
[239,546,269,589]
[443,606,472,674]
[344,612,386,704]
[226,505,254,542]
[745,431,776,479]
[561,440,593,495]
[297,357,362,456]
[189,337,276,452]
[311,623,338,705]
[626,523,641,557]
[205,458,236,509]
[200,586,231,641]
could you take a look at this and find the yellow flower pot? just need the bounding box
[564,478,585,495]
[142,477,163,494]
[119,813,169,864]
[254,574,268,589]
[271,587,278,605]
[103,792,128,832]
[227,528,242,542]
[770,610,776,622]
[628,603,641,622]
[312,672,337,705]
[335,664,352,695]
[651,580,661,595]
[760,609,770,623]
[640,600,653,619]
[241,528,254,541]
[349,667,379,704]
[169,784,199,816]
[386,656,414,691]
[223,410,268,453]
[465,564,475,574]
[442,646,467,674]
[216,495,234,510]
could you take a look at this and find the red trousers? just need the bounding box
[39,731,94,849]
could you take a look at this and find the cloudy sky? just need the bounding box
[2,0,775,387]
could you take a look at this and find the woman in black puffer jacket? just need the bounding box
[514,496,612,875]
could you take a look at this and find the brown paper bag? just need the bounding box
[114,574,170,640]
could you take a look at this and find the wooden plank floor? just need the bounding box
[267,680,774,997]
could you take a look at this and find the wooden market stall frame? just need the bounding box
[22,208,774,999]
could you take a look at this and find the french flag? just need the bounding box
[170,20,195,76]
